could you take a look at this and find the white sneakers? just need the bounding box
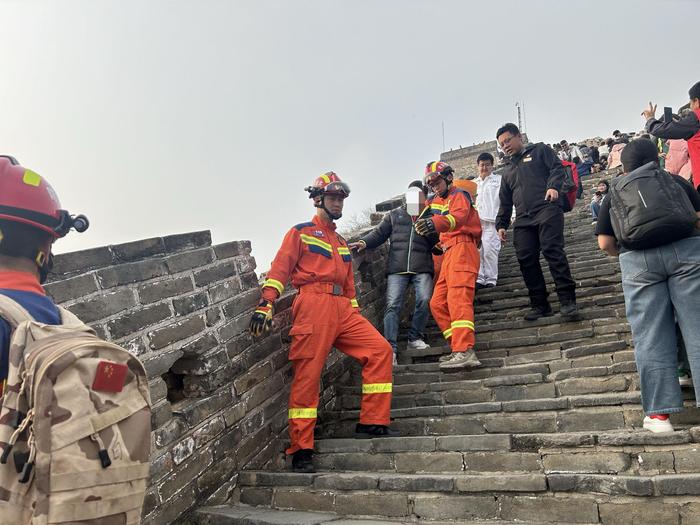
[643,416,674,433]
[407,339,430,350]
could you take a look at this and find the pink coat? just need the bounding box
[665,139,690,175]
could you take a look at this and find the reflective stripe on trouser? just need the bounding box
[478,220,500,286]
[286,292,393,455]
[430,240,479,352]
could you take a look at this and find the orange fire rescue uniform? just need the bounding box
[261,215,393,455]
[427,186,482,353]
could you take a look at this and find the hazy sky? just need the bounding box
[1,0,696,269]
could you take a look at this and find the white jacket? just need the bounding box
[475,173,502,222]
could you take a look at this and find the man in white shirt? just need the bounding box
[474,152,502,288]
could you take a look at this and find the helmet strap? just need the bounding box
[315,196,342,221]
[439,176,452,199]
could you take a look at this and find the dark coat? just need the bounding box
[360,206,435,275]
[495,142,567,231]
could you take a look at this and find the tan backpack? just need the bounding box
[0,296,151,524]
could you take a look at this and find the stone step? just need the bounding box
[231,483,700,524]
[195,505,587,525]
[316,403,700,439]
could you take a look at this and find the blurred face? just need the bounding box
[497,131,523,156]
[597,182,607,193]
[478,160,494,178]
[691,97,700,111]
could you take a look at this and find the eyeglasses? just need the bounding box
[498,135,517,149]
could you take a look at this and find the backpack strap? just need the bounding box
[0,294,35,328]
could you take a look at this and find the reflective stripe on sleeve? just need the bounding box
[350,298,359,308]
[264,278,285,295]
[445,214,457,231]
[288,408,318,419]
[362,383,393,394]
[443,327,453,339]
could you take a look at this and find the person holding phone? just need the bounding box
[495,123,579,322]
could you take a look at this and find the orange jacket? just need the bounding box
[427,186,482,249]
[262,215,358,306]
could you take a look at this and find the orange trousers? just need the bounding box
[430,240,480,352]
[286,288,393,455]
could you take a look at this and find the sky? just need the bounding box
[0,0,696,270]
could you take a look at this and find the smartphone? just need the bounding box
[664,106,673,122]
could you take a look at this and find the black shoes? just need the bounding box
[524,303,553,321]
[291,449,315,473]
[560,302,581,321]
[354,423,401,439]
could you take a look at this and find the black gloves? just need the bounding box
[431,243,444,256]
[415,218,436,236]
[249,299,273,337]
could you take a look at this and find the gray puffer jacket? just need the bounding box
[360,207,435,275]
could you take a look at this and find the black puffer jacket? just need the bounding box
[360,207,435,275]
[496,142,567,231]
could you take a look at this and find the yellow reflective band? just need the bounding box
[338,247,351,255]
[300,234,333,251]
[443,328,453,339]
[23,170,41,187]
[264,278,285,295]
[430,203,449,213]
[289,408,317,419]
[350,298,359,308]
[445,214,457,231]
[362,383,393,394]
[321,174,331,183]
[451,320,475,331]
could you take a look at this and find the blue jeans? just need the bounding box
[591,200,601,219]
[619,236,700,415]
[384,273,434,352]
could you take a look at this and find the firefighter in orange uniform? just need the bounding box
[415,161,482,371]
[249,172,397,473]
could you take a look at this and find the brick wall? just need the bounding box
[45,227,393,524]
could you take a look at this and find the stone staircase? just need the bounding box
[196,171,700,525]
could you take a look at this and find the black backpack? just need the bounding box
[608,162,697,250]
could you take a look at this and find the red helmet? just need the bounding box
[0,156,88,238]
[306,171,351,199]
[424,161,454,186]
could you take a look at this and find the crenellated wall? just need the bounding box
[44,225,394,524]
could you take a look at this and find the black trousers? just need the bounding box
[512,205,576,305]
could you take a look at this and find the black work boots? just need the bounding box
[291,449,315,473]
[524,302,553,321]
[524,299,580,322]
[354,423,401,439]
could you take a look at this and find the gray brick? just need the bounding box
[194,260,238,287]
[208,279,243,303]
[484,413,557,433]
[314,452,393,471]
[67,288,136,323]
[412,495,498,521]
[372,436,436,453]
[112,237,165,262]
[335,492,408,517]
[437,434,511,451]
[557,375,628,396]
[142,348,184,378]
[107,302,171,339]
[557,409,625,432]
[543,452,630,474]
[44,273,99,303]
[165,247,214,273]
[463,452,541,473]
[147,315,206,350]
[394,452,463,473]
[163,231,211,253]
[598,501,680,525]
[172,291,209,315]
[51,246,113,276]
[455,473,546,492]
[547,473,653,496]
[97,259,168,288]
[213,240,251,259]
[501,496,599,523]
[274,490,334,513]
[138,276,194,303]
[314,473,378,490]
[379,474,453,492]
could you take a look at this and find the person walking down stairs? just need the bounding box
[495,123,580,322]
[249,172,398,474]
[415,161,482,371]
